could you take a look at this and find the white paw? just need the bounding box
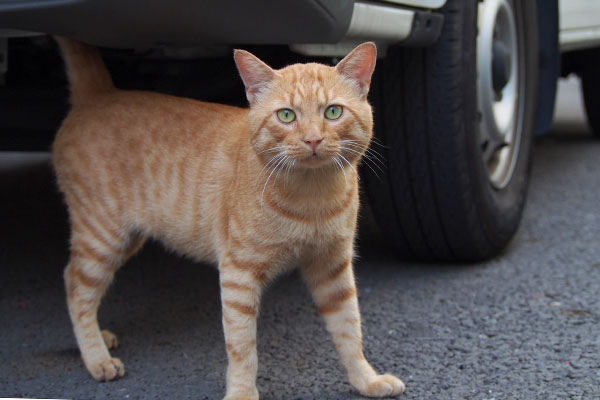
[357,373,405,398]
[87,357,125,381]
[223,386,259,400]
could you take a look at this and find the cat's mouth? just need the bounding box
[297,152,336,168]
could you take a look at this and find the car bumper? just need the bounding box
[0,0,442,49]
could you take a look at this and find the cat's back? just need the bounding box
[54,89,247,156]
[53,89,249,185]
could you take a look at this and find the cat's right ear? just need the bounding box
[233,49,275,106]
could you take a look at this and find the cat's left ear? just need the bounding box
[234,49,276,106]
[335,42,377,99]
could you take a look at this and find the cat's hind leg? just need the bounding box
[64,210,138,381]
[101,328,120,349]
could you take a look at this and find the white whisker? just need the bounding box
[255,152,286,187]
[340,146,386,174]
[261,153,288,209]
[364,148,386,165]
[338,153,360,181]
[340,140,384,158]
[256,145,287,156]
[284,158,295,185]
[274,155,289,185]
[339,140,387,168]
[333,155,348,189]
[370,137,390,149]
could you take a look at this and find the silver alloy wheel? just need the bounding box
[477,0,523,189]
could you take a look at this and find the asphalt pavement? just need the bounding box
[1,77,599,399]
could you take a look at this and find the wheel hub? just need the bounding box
[477,0,523,189]
[492,40,511,96]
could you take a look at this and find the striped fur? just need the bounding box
[53,37,404,399]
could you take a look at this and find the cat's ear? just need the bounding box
[234,49,276,106]
[335,42,377,99]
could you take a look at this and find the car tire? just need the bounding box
[365,0,539,261]
[579,49,600,138]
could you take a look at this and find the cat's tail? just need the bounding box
[55,36,114,105]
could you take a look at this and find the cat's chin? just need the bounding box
[296,155,335,169]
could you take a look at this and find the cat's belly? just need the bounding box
[159,230,219,265]
[133,203,221,265]
[147,227,220,266]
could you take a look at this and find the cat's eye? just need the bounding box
[324,105,343,120]
[276,108,296,123]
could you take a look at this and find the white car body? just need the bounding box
[559,0,600,51]
[378,0,600,52]
[380,0,447,8]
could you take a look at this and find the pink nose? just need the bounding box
[304,138,323,153]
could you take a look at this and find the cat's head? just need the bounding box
[234,43,376,172]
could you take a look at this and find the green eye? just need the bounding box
[277,108,296,123]
[324,105,343,120]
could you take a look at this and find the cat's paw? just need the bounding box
[101,329,119,349]
[223,387,259,400]
[88,357,125,381]
[357,373,405,398]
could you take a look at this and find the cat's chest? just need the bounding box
[259,190,358,244]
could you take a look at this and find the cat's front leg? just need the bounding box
[219,253,266,400]
[301,244,405,398]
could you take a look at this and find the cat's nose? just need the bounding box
[303,137,323,153]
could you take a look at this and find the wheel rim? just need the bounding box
[477,0,524,189]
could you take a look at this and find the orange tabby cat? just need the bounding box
[52,37,405,399]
